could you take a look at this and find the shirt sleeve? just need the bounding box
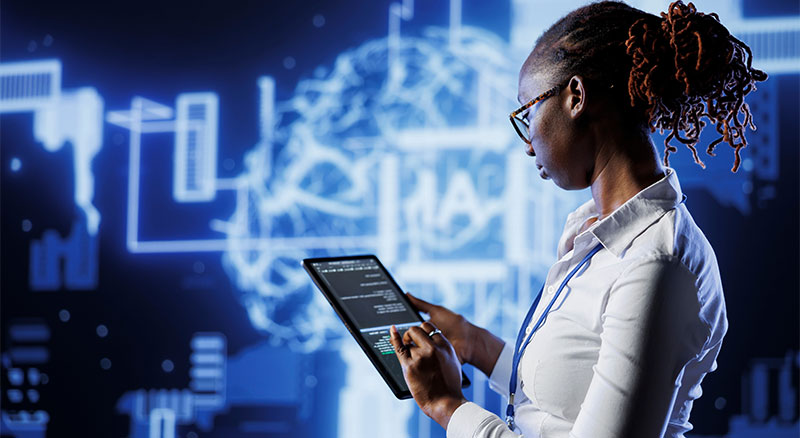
[487,342,514,396]
[446,402,520,438]
[447,343,520,438]
[569,254,710,438]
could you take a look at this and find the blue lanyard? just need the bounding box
[505,242,604,430]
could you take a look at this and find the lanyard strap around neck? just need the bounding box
[505,242,604,430]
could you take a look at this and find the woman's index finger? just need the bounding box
[407,292,435,313]
[389,325,410,363]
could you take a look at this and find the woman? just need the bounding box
[388,1,766,437]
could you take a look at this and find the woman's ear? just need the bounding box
[565,75,586,119]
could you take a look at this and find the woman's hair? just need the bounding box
[530,0,767,172]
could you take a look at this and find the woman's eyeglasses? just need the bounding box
[509,85,562,144]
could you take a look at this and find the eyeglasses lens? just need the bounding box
[512,116,530,143]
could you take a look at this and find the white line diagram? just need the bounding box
[0,59,102,290]
[101,0,789,351]
[102,16,587,438]
[105,28,586,339]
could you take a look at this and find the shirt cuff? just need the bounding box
[488,341,514,396]
[446,401,497,438]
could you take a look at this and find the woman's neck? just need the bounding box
[589,135,665,221]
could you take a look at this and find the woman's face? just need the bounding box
[517,68,596,191]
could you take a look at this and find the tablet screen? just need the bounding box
[307,257,421,394]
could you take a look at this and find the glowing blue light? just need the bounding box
[173,93,219,202]
[116,333,228,436]
[148,408,176,438]
[8,369,24,386]
[27,389,40,403]
[28,368,41,386]
[192,261,205,274]
[0,59,103,294]
[7,389,23,403]
[29,218,98,290]
[0,60,103,235]
[190,333,226,413]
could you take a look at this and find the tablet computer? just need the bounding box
[302,254,470,399]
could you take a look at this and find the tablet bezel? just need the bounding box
[302,254,469,400]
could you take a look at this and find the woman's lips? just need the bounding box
[527,146,548,179]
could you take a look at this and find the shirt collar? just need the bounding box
[571,167,684,258]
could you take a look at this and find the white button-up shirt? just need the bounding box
[447,167,728,438]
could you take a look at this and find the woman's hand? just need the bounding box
[407,293,505,377]
[389,321,467,429]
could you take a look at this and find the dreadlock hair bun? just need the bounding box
[626,1,767,171]
[531,0,767,172]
